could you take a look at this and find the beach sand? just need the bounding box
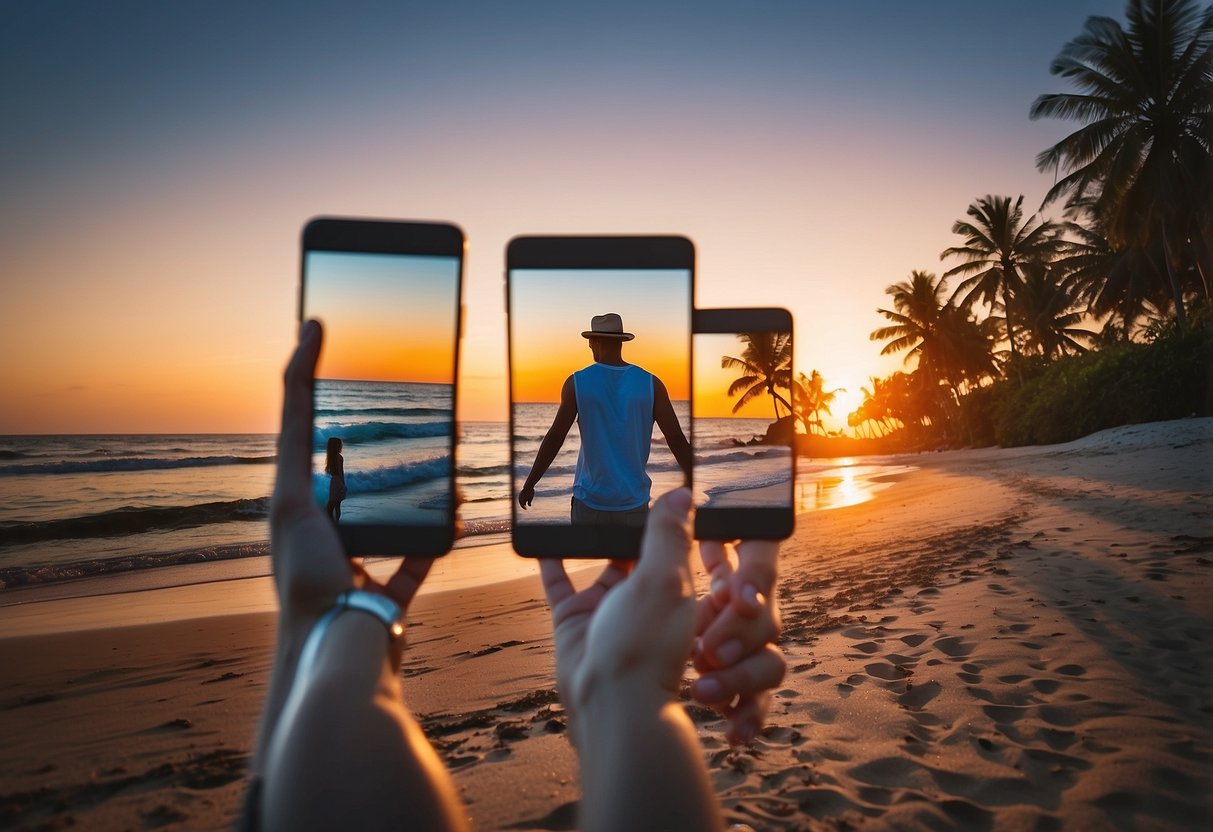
[1,418,1209,830]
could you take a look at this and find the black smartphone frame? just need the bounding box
[693,307,796,541]
[300,216,464,557]
[506,235,695,559]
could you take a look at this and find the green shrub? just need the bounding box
[988,323,1212,446]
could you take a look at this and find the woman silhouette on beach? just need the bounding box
[325,437,346,522]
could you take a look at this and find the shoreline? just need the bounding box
[0,453,898,606]
[1,418,1209,829]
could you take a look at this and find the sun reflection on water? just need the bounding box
[796,458,911,512]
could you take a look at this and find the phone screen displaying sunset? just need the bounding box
[692,330,794,510]
[303,251,460,527]
[509,268,690,525]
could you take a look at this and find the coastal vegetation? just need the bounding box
[818,0,1211,453]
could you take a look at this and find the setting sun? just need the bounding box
[831,386,865,431]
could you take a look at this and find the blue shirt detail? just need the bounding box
[571,363,654,510]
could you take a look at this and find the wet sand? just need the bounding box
[1,418,1210,830]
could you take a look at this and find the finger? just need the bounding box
[385,558,435,609]
[729,540,779,617]
[274,320,322,515]
[579,560,629,606]
[723,692,771,746]
[691,644,786,706]
[693,593,724,640]
[635,489,693,577]
[698,601,780,669]
[539,558,575,609]
[606,558,635,578]
[698,540,735,605]
[628,489,694,616]
[697,539,729,574]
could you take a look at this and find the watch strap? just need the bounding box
[336,589,405,639]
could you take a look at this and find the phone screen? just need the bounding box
[507,237,693,558]
[693,309,795,540]
[301,219,463,556]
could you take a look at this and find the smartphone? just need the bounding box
[300,217,463,556]
[692,308,795,540]
[507,236,694,558]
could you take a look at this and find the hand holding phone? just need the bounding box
[692,537,785,744]
[300,218,464,557]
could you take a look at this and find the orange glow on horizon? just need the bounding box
[316,325,455,384]
[508,268,691,404]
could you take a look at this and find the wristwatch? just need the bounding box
[335,589,405,640]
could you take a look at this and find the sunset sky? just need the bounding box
[509,269,690,402]
[694,333,790,420]
[304,251,459,383]
[0,0,1125,434]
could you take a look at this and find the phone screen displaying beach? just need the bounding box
[303,251,459,527]
[509,269,691,528]
[692,331,794,510]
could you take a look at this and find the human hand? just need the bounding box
[540,490,696,725]
[691,540,785,744]
[518,483,535,510]
[272,320,433,629]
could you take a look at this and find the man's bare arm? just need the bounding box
[653,377,692,485]
[519,376,578,509]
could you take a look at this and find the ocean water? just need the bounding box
[312,379,454,525]
[0,416,908,590]
[511,401,694,524]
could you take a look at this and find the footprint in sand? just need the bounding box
[933,636,974,658]
[1038,727,1077,750]
[981,704,1028,724]
[900,634,928,647]
[1054,664,1086,676]
[1028,679,1057,698]
[865,662,908,682]
[1038,705,1083,727]
[898,680,941,710]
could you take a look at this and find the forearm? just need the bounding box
[525,432,567,487]
[672,435,692,482]
[262,614,467,831]
[573,686,723,832]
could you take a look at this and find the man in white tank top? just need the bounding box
[518,313,692,526]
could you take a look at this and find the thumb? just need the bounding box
[634,488,693,583]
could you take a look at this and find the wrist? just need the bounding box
[569,676,676,747]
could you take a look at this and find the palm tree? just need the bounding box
[1057,213,1176,336]
[855,376,898,437]
[1013,263,1097,359]
[941,194,1068,365]
[935,304,1002,393]
[1029,0,1213,326]
[721,332,793,420]
[791,370,841,436]
[870,271,966,430]
[871,270,955,390]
